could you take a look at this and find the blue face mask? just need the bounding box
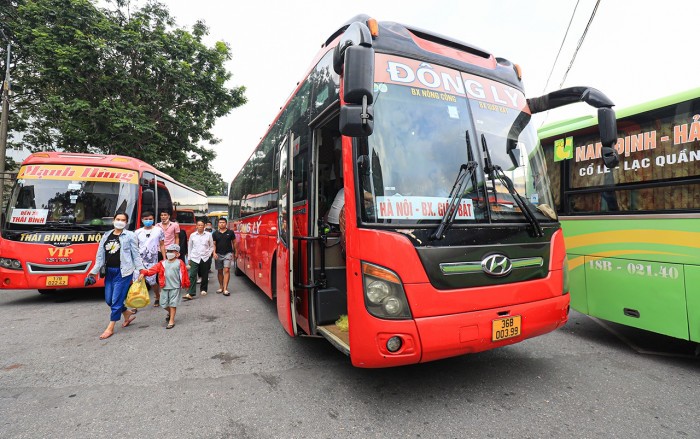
[142,219,154,227]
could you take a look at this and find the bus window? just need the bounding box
[157,183,172,216]
[175,209,196,225]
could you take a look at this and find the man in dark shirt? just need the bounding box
[212,217,236,296]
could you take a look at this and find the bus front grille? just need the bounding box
[26,262,91,274]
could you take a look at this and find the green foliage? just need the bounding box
[0,0,245,195]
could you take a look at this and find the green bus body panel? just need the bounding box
[562,218,700,340]
[567,253,588,314]
[685,265,700,343]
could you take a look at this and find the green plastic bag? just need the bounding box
[125,279,150,308]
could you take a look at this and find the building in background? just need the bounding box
[207,195,228,212]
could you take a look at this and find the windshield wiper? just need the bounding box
[480,134,544,238]
[431,160,478,240]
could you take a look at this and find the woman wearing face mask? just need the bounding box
[86,212,145,340]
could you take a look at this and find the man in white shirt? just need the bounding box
[184,220,214,300]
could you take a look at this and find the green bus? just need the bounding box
[538,88,700,343]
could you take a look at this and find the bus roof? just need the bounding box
[240,15,524,176]
[21,151,206,196]
[538,87,700,139]
[325,15,519,85]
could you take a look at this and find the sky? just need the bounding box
[157,0,700,187]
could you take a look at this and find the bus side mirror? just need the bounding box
[333,21,375,138]
[339,46,375,137]
[343,45,374,105]
[506,139,520,168]
[340,103,373,137]
[598,107,619,168]
[333,22,373,75]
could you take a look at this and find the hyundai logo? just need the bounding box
[481,254,513,277]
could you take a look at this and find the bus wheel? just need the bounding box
[37,289,54,295]
[234,259,243,277]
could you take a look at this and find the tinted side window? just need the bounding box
[156,183,173,216]
[310,50,340,118]
[176,210,195,224]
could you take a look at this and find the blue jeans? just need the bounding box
[105,266,132,321]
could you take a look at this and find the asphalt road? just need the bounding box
[0,276,698,439]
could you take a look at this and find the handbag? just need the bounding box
[125,279,150,308]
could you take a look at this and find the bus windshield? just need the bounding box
[4,174,139,232]
[359,70,556,225]
[468,95,556,222]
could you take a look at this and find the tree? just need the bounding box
[0,0,245,195]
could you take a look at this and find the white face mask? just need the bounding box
[113,220,127,230]
[166,252,177,260]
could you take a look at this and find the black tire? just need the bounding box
[37,289,54,295]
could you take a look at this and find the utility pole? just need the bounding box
[0,42,10,215]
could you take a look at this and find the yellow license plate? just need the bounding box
[46,276,68,287]
[492,315,522,341]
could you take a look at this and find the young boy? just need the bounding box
[140,243,190,329]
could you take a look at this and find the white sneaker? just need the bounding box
[201,290,207,296]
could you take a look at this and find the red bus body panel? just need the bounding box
[0,237,106,290]
[344,229,569,368]
[0,152,206,291]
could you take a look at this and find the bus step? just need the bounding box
[317,324,350,356]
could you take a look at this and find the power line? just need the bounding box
[559,0,602,89]
[542,0,580,95]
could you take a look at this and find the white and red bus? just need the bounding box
[0,152,207,293]
[228,16,619,367]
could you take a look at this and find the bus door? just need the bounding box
[276,133,297,336]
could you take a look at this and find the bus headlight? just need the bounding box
[366,280,390,304]
[0,257,22,271]
[383,296,403,316]
[362,262,411,319]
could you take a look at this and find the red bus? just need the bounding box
[0,152,207,293]
[228,15,618,367]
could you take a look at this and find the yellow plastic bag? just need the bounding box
[125,279,150,308]
[335,314,349,332]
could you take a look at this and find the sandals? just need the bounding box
[183,294,193,301]
[153,300,160,307]
[223,291,230,296]
[99,330,113,339]
[166,323,175,329]
[122,314,136,328]
[216,289,223,294]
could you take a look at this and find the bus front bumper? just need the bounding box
[0,267,101,290]
[351,294,569,368]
